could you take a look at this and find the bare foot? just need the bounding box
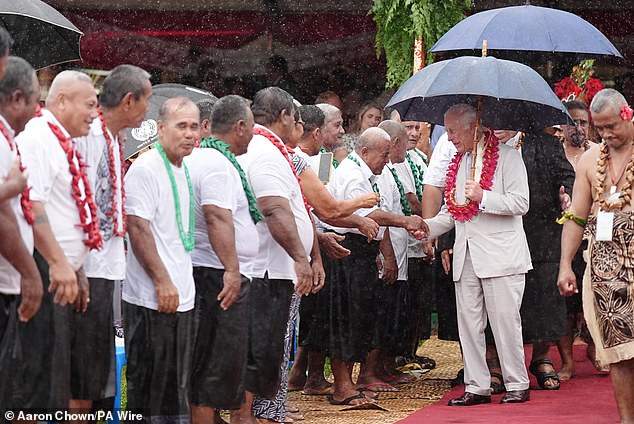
[287,371,306,392]
[385,370,417,385]
[301,382,333,395]
[357,376,398,392]
[559,362,575,381]
[285,411,304,421]
[231,413,260,424]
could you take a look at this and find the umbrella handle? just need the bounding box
[470,98,483,180]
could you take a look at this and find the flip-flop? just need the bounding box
[359,382,399,392]
[327,393,368,406]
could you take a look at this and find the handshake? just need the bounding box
[402,215,429,240]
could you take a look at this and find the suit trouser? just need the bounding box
[456,248,529,396]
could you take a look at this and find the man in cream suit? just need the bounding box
[424,104,532,405]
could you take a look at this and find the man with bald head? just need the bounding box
[318,126,426,405]
[124,97,200,421]
[15,70,99,410]
[424,104,531,406]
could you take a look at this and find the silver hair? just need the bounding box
[444,103,477,128]
[590,88,628,116]
[378,119,406,141]
[316,103,341,123]
[355,127,390,152]
[46,70,93,107]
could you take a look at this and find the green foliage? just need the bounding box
[370,0,473,88]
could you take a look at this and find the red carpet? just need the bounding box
[398,345,619,424]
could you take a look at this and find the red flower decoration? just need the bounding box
[621,104,633,121]
[0,120,34,225]
[554,77,582,101]
[584,78,604,106]
[48,121,103,250]
[98,108,127,238]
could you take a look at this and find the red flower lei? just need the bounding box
[253,126,312,214]
[98,108,127,237]
[0,119,34,225]
[47,121,103,250]
[444,131,500,222]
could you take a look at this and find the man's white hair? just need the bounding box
[355,127,390,152]
[444,103,477,128]
[316,103,341,123]
[590,88,628,116]
[46,70,93,107]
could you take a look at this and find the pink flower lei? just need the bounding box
[444,131,500,222]
[48,121,103,250]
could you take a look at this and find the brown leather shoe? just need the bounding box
[448,392,491,406]
[500,389,530,404]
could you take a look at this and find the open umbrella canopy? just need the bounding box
[124,83,217,159]
[0,0,83,69]
[386,56,571,132]
[430,5,622,60]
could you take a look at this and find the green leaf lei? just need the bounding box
[388,166,412,216]
[154,143,195,252]
[320,146,339,168]
[199,137,263,224]
[406,153,423,201]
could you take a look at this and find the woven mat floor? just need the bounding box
[287,336,462,424]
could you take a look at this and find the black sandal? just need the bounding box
[490,372,506,394]
[529,358,561,390]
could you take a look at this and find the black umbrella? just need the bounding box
[0,0,82,69]
[387,55,571,133]
[123,84,217,159]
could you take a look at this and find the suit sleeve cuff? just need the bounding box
[479,190,488,210]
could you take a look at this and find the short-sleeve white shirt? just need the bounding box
[16,109,90,271]
[74,117,125,280]
[422,132,455,188]
[379,164,408,281]
[187,147,259,277]
[0,115,34,294]
[322,151,384,240]
[123,149,195,312]
[240,125,314,281]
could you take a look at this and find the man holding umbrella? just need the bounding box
[424,104,532,405]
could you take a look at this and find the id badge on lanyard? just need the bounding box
[596,210,614,241]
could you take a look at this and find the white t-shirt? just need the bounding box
[379,164,408,281]
[17,109,91,271]
[241,125,314,281]
[423,132,454,188]
[402,151,426,258]
[123,149,195,312]
[0,115,34,294]
[74,117,125,280]
[187,147,259,277]
[323,151,384,240]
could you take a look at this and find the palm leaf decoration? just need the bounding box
[370,0,472,88]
